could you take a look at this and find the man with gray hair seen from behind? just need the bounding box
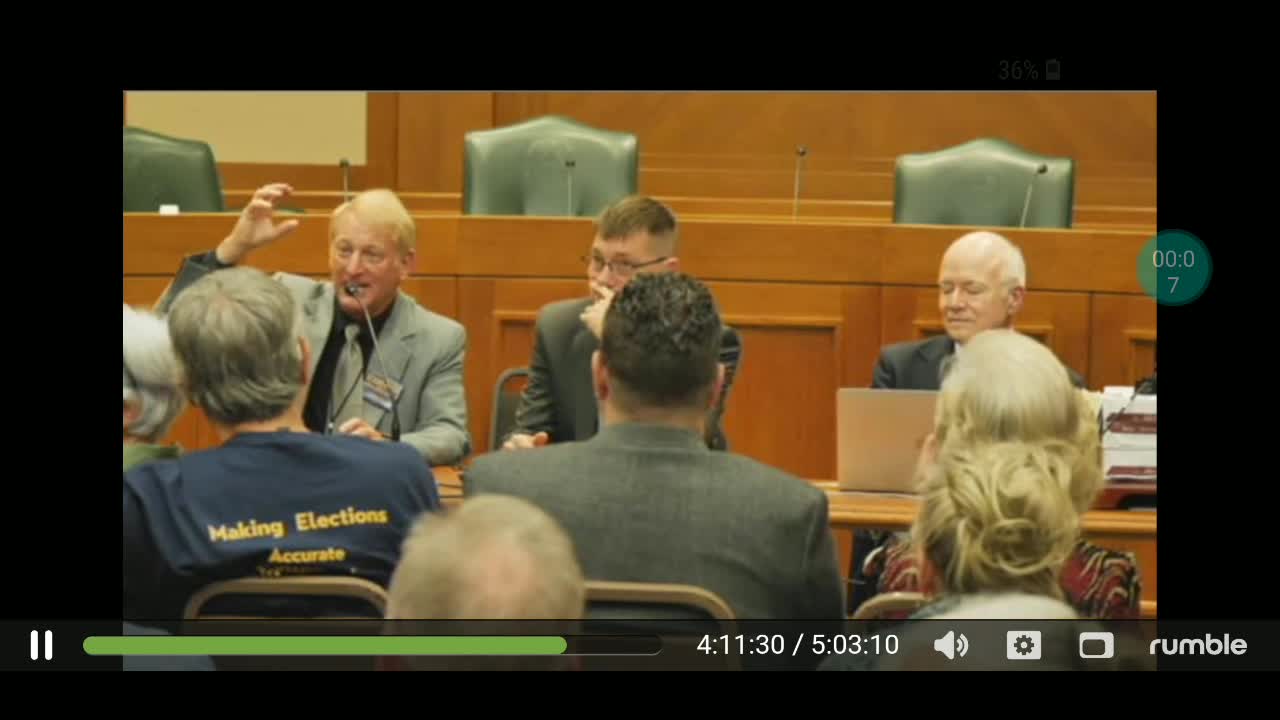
[123,304,186,471]
[871,230,1085,390]
[381,495,585,671]
[124,267,441,631]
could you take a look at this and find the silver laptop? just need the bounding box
[836,388,938,492]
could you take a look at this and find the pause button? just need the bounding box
[29,630,51,661]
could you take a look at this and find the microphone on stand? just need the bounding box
[565,158,576,216]
[339,158,352,202]
[792,145,808,218]
[1018,163,1049,227]
[344,284,402,442]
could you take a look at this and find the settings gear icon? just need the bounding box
[1007,630,1042,660]
[1014,635,1035,655]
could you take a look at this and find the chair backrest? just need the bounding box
[893,137,1074,228]
[463,115,638,217]
[852,591,929,620]
[124,126,225,213]
[183,576,389,620]
[583,580,739,670]
[585,580,736,621]
[489,366,529,450]
[182,577,388,671]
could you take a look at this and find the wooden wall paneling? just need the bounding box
[878,224,1148,295]
[679,220,885,285]
[395,93,495,193]
[219,163,370,193]
[488,93,1156,168]
[636,169,1154,207]
[707,282,852,479]
[221,192,1152,230]
[366,92,400,190]
[1089,294,1158,389]
[492,93,550,127]
[123,214,461,278]
[223,190,460,214]
[842,286,883,388]
[879,287,1092,384]
[401,277,458,320]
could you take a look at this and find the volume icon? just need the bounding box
[933,630,969,660]
[29,630,51,661]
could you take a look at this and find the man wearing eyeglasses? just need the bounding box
[502,195,742,451]
[155,183,471,466]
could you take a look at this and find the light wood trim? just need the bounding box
[822,489,1156,536]
[585,580,736,620]
[218,188,1153,231]
[123,214,1150,293]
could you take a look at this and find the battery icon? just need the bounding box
[1046,59,1061,80]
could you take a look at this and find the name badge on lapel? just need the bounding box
[363,374,403,412]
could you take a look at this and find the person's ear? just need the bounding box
[708,363,726,412]
[591,350,609,401]
[665,256,680,273]
[1007,285,1026,316]
[399,249,417,281]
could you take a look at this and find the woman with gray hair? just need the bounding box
[123,304,186,470]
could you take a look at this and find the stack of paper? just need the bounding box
[1100,386,1156,483]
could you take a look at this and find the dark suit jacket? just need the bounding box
[465,423,845,621]
[872,334,1086,390]
[511,297,743,449]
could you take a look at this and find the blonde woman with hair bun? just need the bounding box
[914,441,1081,603]
[863,329,1141,619]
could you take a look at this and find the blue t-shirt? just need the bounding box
[123,432,441,626]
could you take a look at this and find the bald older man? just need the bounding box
[872,231,1084,389]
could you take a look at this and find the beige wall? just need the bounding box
[125,92,367,164]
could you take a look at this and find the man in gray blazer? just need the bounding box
[156,184,470,465]
[503,196,741,451]
[467,272,844,622]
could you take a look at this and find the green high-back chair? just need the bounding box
[893,138,1074,228]
[463,115,638,217]
[124,126,225,212]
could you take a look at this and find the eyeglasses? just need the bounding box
[582,254,669,277]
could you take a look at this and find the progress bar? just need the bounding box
[85,636,567,656]
[83,635,662,656]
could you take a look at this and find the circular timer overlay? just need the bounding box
[1138,230,1212,306]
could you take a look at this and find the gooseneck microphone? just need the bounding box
[340,158,352,202]
[344,284,402,442]
[565,158,576,216]
[1018,163,1049,227]
[792,145,808,218]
